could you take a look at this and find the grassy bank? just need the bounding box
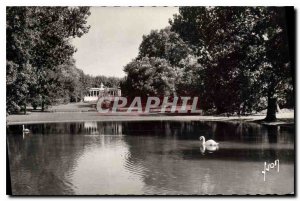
[6,102,294,125]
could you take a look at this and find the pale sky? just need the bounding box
[71,7,179,78]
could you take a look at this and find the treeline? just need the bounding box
[50,58,122,105]
[122,7,294,121]
[6,7,122,114]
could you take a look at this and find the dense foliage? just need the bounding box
[7,7,89,113]
[6,7,122,113]
[123,7,294,120]
[7,7,294,121]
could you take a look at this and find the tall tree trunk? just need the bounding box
[23,104,26,115]
[41,96,45,112]
[265,95,277,122]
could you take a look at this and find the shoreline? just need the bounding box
[6,111,294,126]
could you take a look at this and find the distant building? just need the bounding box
[83,83,121,103]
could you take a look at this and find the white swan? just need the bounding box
[22,125,30,134]
[199,136,218,146]
[200,144,219,154]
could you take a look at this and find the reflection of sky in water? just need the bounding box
[7,121,294,195]
[71,136,144,195]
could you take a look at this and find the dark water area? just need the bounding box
[7,121,294,195]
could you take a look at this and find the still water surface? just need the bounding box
[7,121,294,195]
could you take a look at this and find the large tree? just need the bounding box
[124,27,195,97]
[7,7,38,113]
[170,7,251,113]
[6,7,91,113]
[252,7,292,121]
[123,57,176,97]
[170,7,293,119]
[138,27,192,66]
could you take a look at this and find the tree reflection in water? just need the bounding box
[7,121,294,195]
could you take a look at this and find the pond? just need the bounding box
[7,121,294,195]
